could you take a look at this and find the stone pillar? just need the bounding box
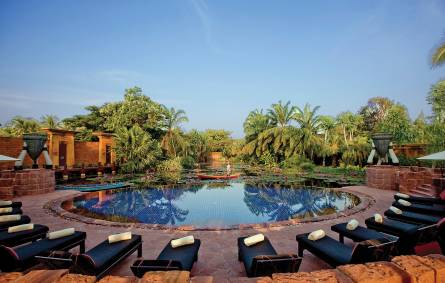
[13,169,55,196]
[366,165,397,191]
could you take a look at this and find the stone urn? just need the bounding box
[23,133,47,168]
[371,133,393,165]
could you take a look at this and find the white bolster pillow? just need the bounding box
[243,234,265,247]
[47,228,75,240]
[389,206,402,215]
[374,213,383,223]
[397,199,411,206]
[0,214,21,222]
[8,223,34,233]
[171,235,195,248]
[0,200,12,206]
[396,193,410,199]
[108,232,132,244]
[0,207,13,213]
[308,230,326,241]
[346,219,359,231]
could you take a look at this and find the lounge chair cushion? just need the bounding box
[157,239,201,271]
[331,223,392,242]
[394,194,445,205]
[0,207,22,216]
[77,234,142,276]
[0,224,48,247]
[0,231,86,271]
[0,201,21,208]
[392,201,445,216]
[296,233,353,267]
[384,209,442,225]
[0,215,31,231]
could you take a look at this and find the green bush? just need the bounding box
[181,156,196,170]
[156,157,182,172]
[259,152,277,168]
[280,155,311,169]
[299,161,315,171]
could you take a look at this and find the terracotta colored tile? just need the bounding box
[337,262,409,283]
[392,255,435,283]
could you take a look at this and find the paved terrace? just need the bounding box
[15,186,393,281]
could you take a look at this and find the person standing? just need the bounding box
[226,162,232,176]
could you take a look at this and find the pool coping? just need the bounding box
[44,186,375,231]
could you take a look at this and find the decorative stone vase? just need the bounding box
[23,133,47,168]
[372,133,392,163]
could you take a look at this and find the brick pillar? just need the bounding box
[366,165,397,191]
[0,171,15,200]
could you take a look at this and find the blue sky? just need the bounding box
[0,0,444,138]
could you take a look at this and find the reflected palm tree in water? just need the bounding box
[75,188,189,225]
[243,185,357,221]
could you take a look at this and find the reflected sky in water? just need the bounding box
[65,182,360,228]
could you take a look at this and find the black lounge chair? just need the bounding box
[74,234,142,278]
[366,217,445,254]
[0,224,49,247]
[392,201,445,216]
[296,233,395,267]
[131,238,201,278]
[394,194,445,205]
[384,209,442,225]
[0,215,31,231]
[0,208,23,216]
[237,236,301,277]
[0,230,86,271]
[332,222,418,255]
[0,202,22,209]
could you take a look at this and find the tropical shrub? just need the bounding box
[114,125,162,174]
[157,157,182,173]
[299,161,315,171]
[181,156,195,170]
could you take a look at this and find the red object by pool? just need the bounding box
[197,173,241,180]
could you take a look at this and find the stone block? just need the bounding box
[273,269,352,282]
[97,276,137,283]
[337,262,409,283]
[0,272,23,282]
[56,274,96,283]
[139,271,190,283]
[414,255,445,283]
[391,255,435,283]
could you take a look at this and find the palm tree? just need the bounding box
[114,125,161,173]
[161,107,189,157]
[294,104,321,159]
[243,109,270,142]
[243,101,299,162]
[432,40,445,68]
[318,115,336,166]
[40,114,60,129]
[8,116,41,136]
[267,101,296,128]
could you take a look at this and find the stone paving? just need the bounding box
[14,185,394,281]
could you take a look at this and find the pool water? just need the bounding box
[63,182,360,228]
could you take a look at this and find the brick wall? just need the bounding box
[393,143,427,158]
[0,169,55,199]
[0,137,45,170]
[74,142,99,166]
[367,165,443,195]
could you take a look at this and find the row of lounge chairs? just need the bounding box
[0,192,444,278]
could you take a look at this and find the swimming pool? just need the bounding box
[62,182,360,229]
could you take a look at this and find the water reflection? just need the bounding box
[65,183,360,227]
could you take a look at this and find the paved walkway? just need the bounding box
[14,186,394,281]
